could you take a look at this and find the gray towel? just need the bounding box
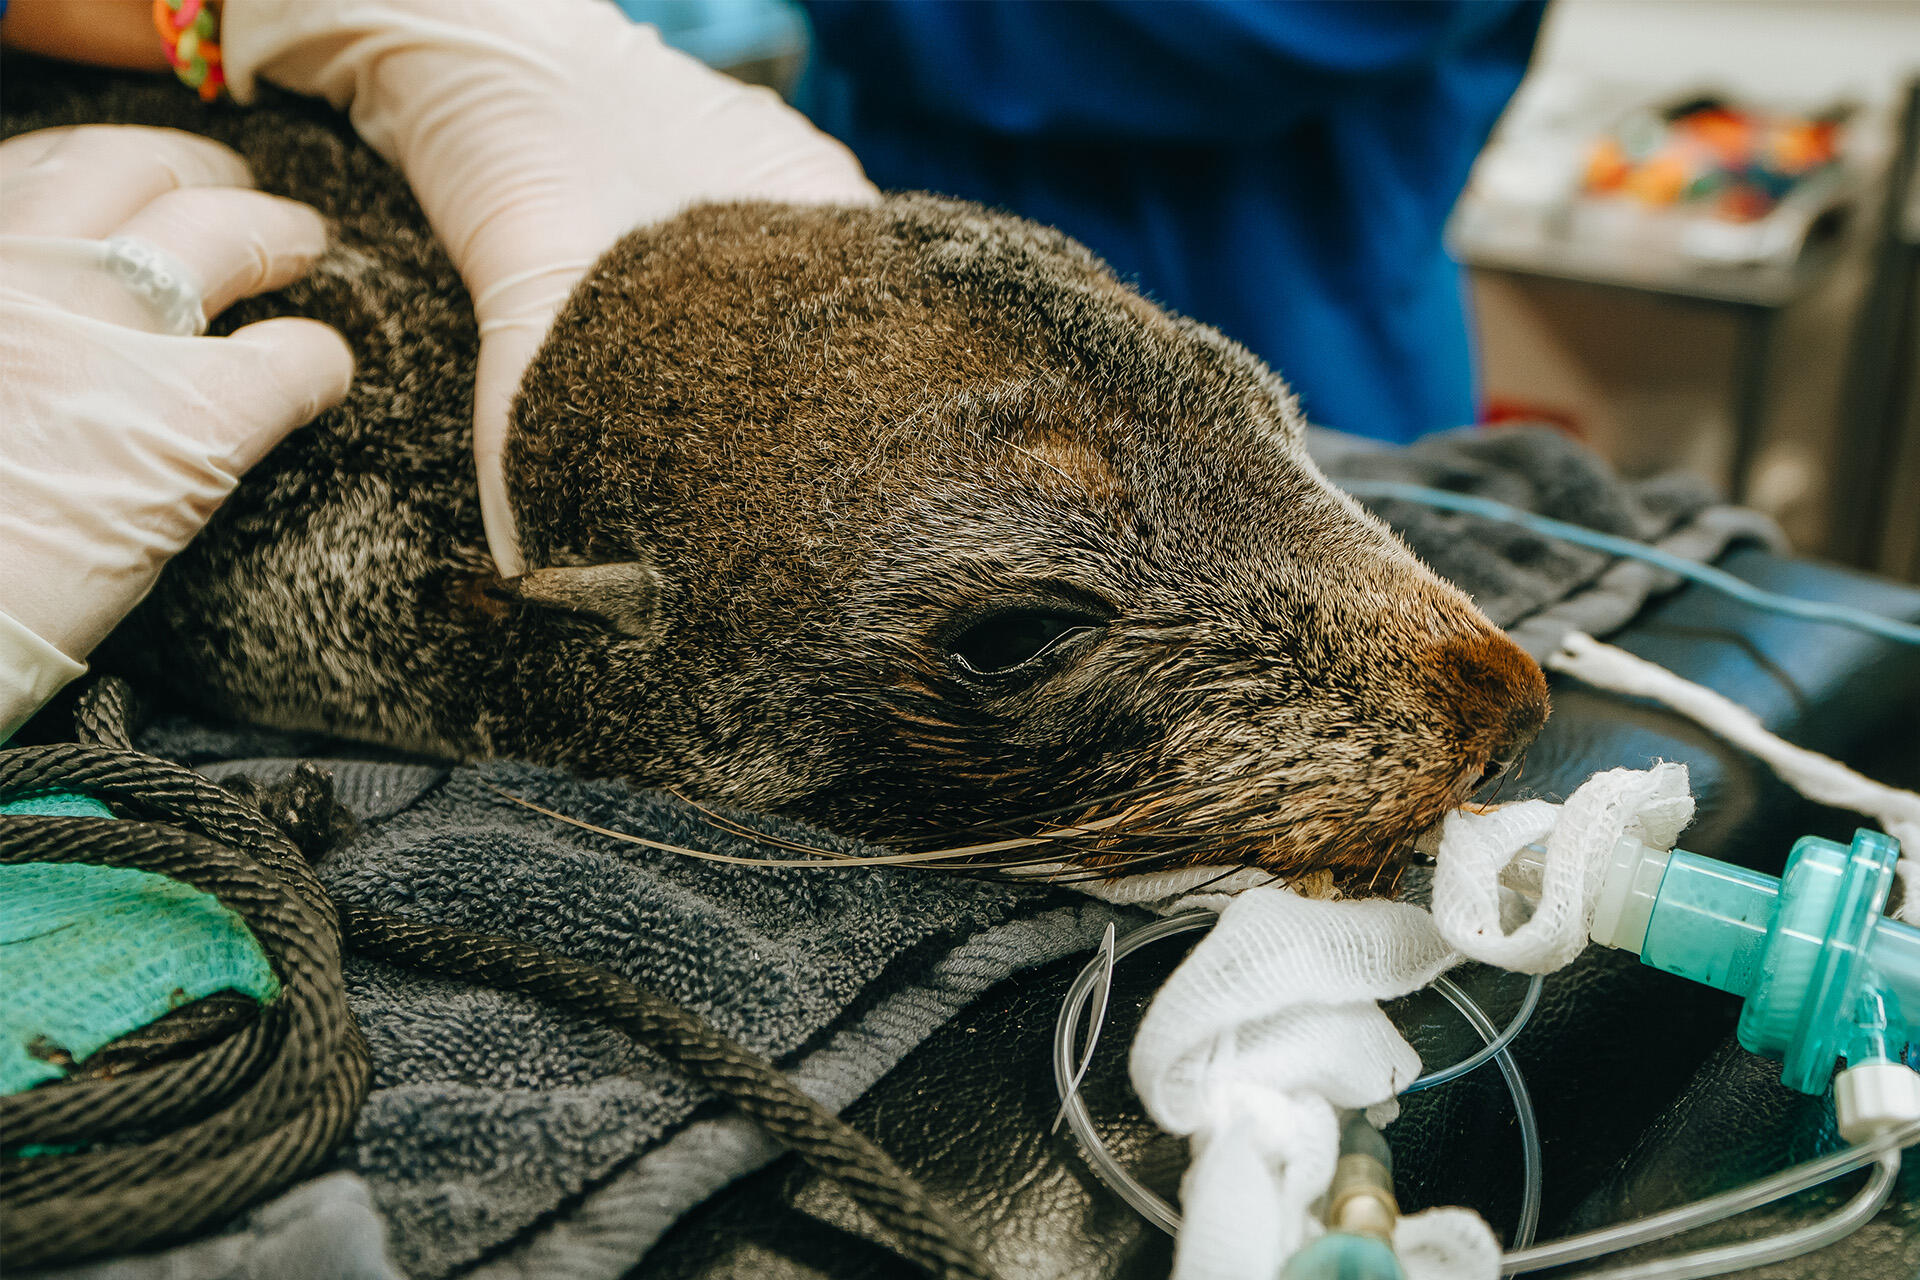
[41,424,1773,1280]
[38,752,1126,1280]
[330,763,1124,1279]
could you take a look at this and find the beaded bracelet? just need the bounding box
[153,0,225,102]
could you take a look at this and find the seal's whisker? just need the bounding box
[819,835,1207,877]
[916,811,1302,871]
[1043,836,1252,877]
[912,778,1274,853]
[966,814,1282,855]
[1485,751,1523,808]
[895,825,1271,879]
[1005,851,1232,886]
[487,783,1106,868]
[495,766,1406,883]
[874,779,1212,848]
[664,788,863,859]
[1175,863,1272,895]
[492,781,1283,871]
[1386,861,1411,897]
[907,815,1135,861]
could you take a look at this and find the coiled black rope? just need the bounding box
[0,743,368,1265]
[1,728,992,1278]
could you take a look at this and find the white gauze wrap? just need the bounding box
[1129,889,1483,1280]
[1431,763,1695,971]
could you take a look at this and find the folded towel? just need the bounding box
[1311,424,1782,655]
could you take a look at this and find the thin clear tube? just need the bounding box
[1533,1152,1903,1280]
[1051,911,1191,1237]
[1500,1120,1920,1274]
[1405,971,1544,1095]
[1426,973,1543,1248]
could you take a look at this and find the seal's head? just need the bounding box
[500,196,1547,883]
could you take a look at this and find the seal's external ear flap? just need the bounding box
[503,561,663,642]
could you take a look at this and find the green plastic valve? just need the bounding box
[1610,828,1918,1096]
[1280,1234,1404,1280]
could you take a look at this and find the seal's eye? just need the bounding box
[951,608,1102,676]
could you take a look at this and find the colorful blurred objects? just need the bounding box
[1584,98,1844,223]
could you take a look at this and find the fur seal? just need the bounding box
[8,66,1548,881]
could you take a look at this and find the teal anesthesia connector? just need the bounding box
[1280,1115,1408,1280]
[1512,826,1920,1137]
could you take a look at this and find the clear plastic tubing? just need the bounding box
[1547,1152,1902,1280]
[1051,911,1195,1237]
[1055,910,1920,1278]
[1405,969,1543,1095]
[1427,970,1544,1248]
[1333,479,1920,648]
[1499,1118,1920,1274]
[1051,911,1546,1247]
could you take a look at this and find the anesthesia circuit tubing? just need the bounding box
[1053,911,1920,1276]
[1050,910,1546,1245]
[1336,479,1920,649]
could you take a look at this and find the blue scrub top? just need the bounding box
[798,0,1545,444]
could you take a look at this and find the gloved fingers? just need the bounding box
[0,235,199,337]
[0,304,352,664]
[186,317,355,471]
[0,126,255,238]
[110,186,330,321]
[660,69,874,207]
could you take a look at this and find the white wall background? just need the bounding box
[1532,0,1920,109]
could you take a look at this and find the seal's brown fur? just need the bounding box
[8,65,1547,879]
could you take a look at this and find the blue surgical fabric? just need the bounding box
[798,0,1545,443]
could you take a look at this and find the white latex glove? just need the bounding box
[222,0,880,576]
[0,126,353,739]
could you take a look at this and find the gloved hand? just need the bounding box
[222,0,880,576]
[0,125,353,737]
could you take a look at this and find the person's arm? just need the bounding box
[803,0,1544,143]
[221,0,877,578]
[0,0,171,69]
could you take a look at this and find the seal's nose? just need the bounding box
[1422,627,1550,783]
